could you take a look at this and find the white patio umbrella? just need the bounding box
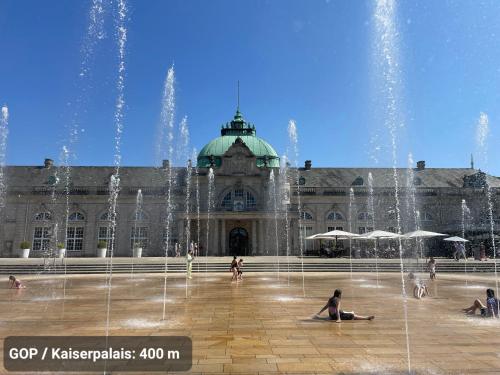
[321,229,360,239]
[305,233,325,240]
[444,236,469,242]
[358,230,402,239]
[403,230,447,259]
[317,230,360,251]
[403,230,447,238]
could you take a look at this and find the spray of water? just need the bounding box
[0,106,8,212]
[406,153,423,262]
[279,156,291,285]
[105,0,128,342]
[367,172,380,286]
[461,199,471,284]
[205,168,215,272]
[192,149,201,272]
[131,188,143,278]
[269,170,280,279]
[475,113,499,311]
[373,0,411,371]
[185,156,193,298]
[348,188,356,279]
[160,66,176,321]
[287,120,305,296]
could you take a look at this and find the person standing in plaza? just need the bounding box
[427,257,436,279]
[186,250,194,279]
[479,242,487,261]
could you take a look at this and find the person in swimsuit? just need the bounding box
[8,276,25,289]
[463,288,499,318]
[237,259,244,280]
[408,272,429,299]
[315,289,374,322]
[186,250,193,279]
[230,256,238,281]
[428,257,436,280]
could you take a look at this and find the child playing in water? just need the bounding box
[408,272,428,299]
[186,250,193,279]
[8,276,25,289]
[427,257,436,280]
[237,259,244,280]
[230,256,238,281]
[463,288,499,318]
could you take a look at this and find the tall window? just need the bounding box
[300,225,313,250]
[98,212,115,250]
[33,211,52,252]
[98,226,114,250]
[33,227,51,251]
[131,227,148,249]
[66,227,84,251]
[66,212,85,253]
[327,226,344,232]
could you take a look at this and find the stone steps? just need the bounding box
[0,261,496,275]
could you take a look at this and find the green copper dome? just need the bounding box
[197,110,280,168]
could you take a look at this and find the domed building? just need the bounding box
[197,109,280,168]
[0,108,499,258]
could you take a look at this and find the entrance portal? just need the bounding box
[229,227,249,256]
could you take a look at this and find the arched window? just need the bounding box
[421,212,433,221]
[68,212,85,221]
[352,176,364,186]
[35,212,52,221]
[300,211,313,220]
[221,192,232,208]
[358,212,373,221]
[220,188,257,211]
[327,212,344,221]
[246,191,256,208]
[133,210,147,221]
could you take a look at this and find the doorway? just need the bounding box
[229,227,249,256]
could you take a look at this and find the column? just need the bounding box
[258,219,264,256]
[252,220,257,256]
[221,220,226,256]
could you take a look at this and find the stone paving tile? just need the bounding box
[2,272,500,374]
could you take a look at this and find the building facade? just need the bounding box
[1,109,499,257]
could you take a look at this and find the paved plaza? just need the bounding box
[2,270,500,374]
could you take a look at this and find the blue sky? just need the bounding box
[1,0,499,175]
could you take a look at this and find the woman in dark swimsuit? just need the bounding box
[316,289,374,322]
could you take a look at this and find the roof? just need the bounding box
[3,166,499,190]
[297,168,500,189]
[197,109,279,168]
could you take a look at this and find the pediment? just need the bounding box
[218,138,260,176]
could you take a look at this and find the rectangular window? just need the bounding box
[359,227,366,234]
[131,226,148,249]
[66,226,84,252]
[300,226,313,250]
[98,226,115,250]
[33,226,51,252]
